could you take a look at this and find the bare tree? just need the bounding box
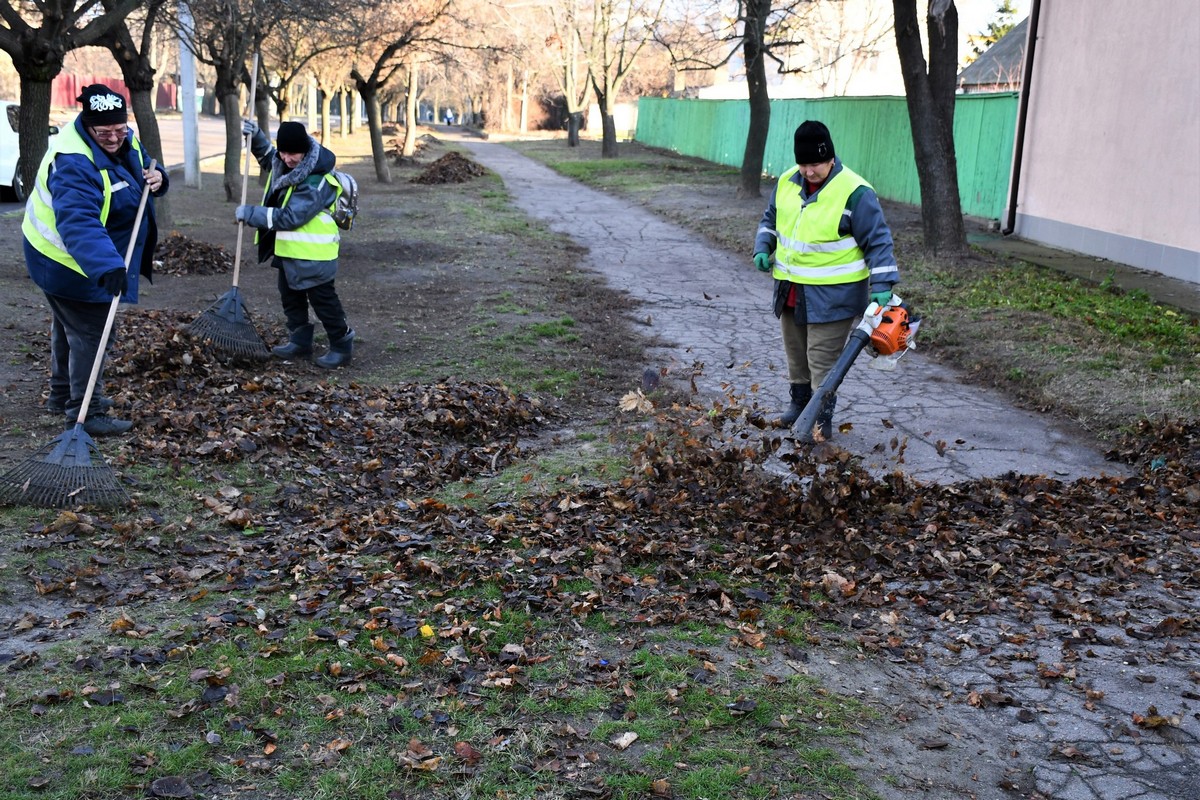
[259,16,349,126]
[544,0,591,145]
[346,0,454,183]
[785,0,894,95]
[312,53,351,145]
[585,0,666,157]
[169,0,267,199]
[655,0,813,197]
[97,0,172,226]
[739,0,773,198]
[0,0,144,196]
[893,0,966,255]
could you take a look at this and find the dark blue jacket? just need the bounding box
[24,116,167,304]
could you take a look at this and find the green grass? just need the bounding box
[945,262,1198,352]
[435,439,629,509]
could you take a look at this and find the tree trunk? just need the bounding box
[893,0,967,256]
[220,89,242,201]
[319,91,333,145]
[359,86,391,183]
[106,26,172,229]
[403,60,419,157]
[503,61,514,132]
[593,85,618,157]
[275,81,292,123]
[520,69,529,133]
[567,111,583,146]
[738,0,771,199]
[128,89,171,230]
[16,74,54,201]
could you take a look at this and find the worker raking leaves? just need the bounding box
[238,119,356,369]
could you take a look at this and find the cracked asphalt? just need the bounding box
[462,141,1126,486]
[463,140,1198,800]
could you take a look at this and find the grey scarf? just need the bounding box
[270,137,320,191]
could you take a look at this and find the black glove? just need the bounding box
[98,269,128,297]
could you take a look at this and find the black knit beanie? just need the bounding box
[793,120,835,165]
[77,84,128,127]
[276,121,310,154]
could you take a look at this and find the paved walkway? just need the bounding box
[463,141,1125,484]
[461,142,1200,800]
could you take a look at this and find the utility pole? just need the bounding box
[178,1,201,187]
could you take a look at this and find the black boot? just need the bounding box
[816,393,837,440]
[778,383,812,427]
[316,330,354,369]
[272,324,314,359]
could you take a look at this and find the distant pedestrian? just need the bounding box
[22,83,168,435]
[238,119,354,368]
[753,120,899,438]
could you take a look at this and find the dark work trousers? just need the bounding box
[44,292,113,419]
[277,269,350,342]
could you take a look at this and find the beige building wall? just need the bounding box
[1013,0,1200,283]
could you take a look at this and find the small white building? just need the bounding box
[698,0,905,99]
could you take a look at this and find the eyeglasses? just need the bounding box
[89,126,127,141]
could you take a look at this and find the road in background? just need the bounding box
[0,114,228,214]
[151,114,229,170]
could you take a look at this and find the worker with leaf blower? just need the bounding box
[238,120,354,368]
[22,84,168,436]
[753,120,899,439]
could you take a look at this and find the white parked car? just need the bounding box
[0,100,60,202]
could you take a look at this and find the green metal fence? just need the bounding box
[635,94,1019,220]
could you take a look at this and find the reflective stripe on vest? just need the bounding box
[20,124,134,277]
[770,165,870,286]
[259,173,341,261]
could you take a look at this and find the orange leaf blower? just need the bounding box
[792,296,921,439]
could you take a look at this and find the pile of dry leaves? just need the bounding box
[154,232,233,276]
[410,152,489,185]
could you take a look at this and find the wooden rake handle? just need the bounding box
[75,159,157,426]
[232,52,260,290]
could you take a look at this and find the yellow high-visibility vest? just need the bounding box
[21,124,145,277]
[258,173,341,261]
[771,165,870,286]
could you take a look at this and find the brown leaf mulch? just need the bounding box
[29,310,1198,665]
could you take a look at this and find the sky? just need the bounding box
[957,0,1032,38]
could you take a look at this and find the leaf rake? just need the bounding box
[187,286,271,360]
[0,162,157,510]
[185,52,271,361]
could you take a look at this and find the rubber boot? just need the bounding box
[778,383,812,427]
[272,324,314,359]
[816,393,837,440]
[316,330,354,369]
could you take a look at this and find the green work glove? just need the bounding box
[870,289,893,307]
[753,252,771,272]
